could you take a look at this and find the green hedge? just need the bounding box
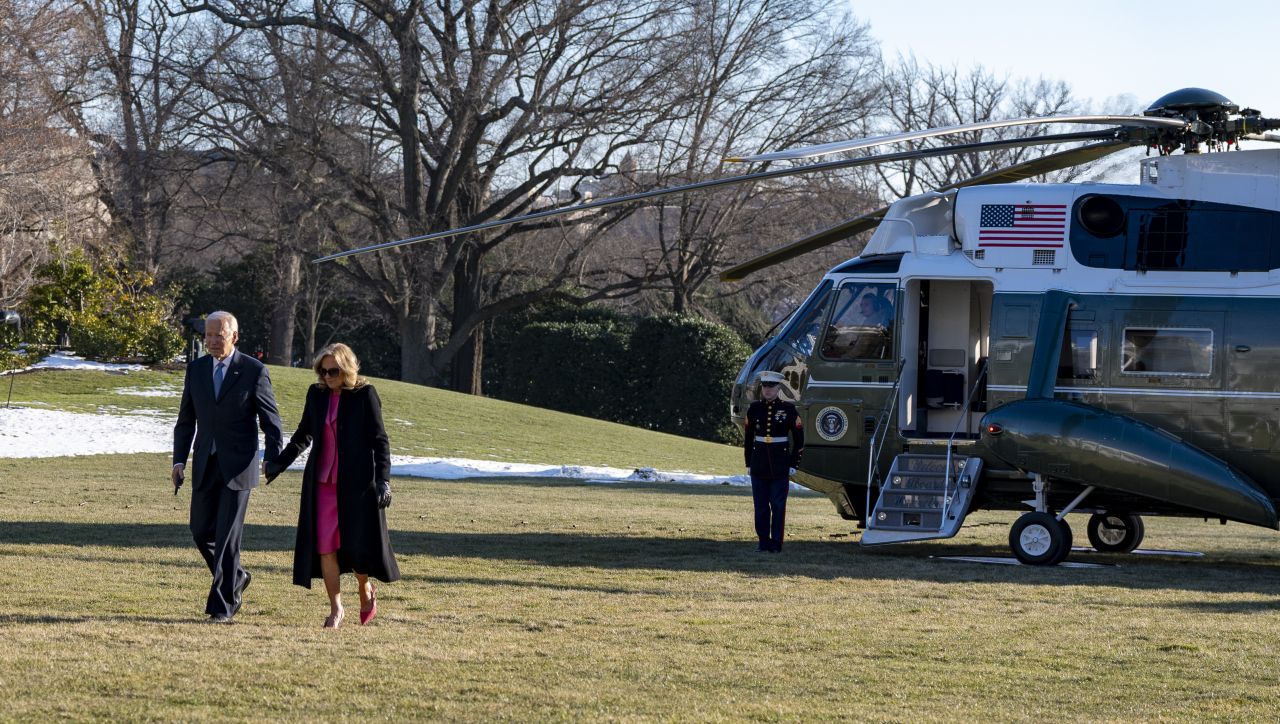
[626,314,750,444]
[491,308,750,444]
[500,319,634,421]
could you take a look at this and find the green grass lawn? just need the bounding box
[3,453,1280,720]
[4,365,743,473]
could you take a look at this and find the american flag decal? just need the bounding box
[978,203,1066,247]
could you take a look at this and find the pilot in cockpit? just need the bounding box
[857,294,893,330]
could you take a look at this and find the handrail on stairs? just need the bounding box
[865,359,906,526]
[942,358,990,523]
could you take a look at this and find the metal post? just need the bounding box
[2,311,21,408]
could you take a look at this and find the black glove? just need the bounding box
[264,460,285,484]
[374,480,392,509]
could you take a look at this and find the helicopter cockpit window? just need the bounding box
[820,283,896,361]
[1057,327,1099,381]
[779,285,834,357]
[1121,327,1212,376]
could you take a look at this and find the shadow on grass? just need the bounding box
[0,521,296,551]
[4,521,1280,601]
[0,613,204,626]
[405,573,672,597]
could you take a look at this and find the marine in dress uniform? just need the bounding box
[743,370,804,552]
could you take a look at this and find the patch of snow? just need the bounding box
[115,385,179,397]
[377,455,750,486]
[0,405,749,487]
[31,351,146,372]
[0,407,171,457]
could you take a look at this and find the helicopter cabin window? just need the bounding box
[1057,327,1098,381]
[1135,209,1189,270]
[1121,327,1212,376]
[820,283,895,361]
[1071,195,1280,271]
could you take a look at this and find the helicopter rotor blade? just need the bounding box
[717,211,888,282]
[718,139,1132,282]
[725,115,1184,164]
[1242,132,1280,143]
[314,130,1118,263]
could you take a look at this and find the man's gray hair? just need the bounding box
[206,310,239,334]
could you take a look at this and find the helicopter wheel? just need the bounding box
[1087,513,1145,553]
[1050,517,1074,565]
[1009,512,1069,566]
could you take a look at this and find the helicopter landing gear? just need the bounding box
[1009,512,1072,565]
[1086,513,1145,553]
[1005,476,1090,565]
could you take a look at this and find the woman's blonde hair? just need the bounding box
[312,342,366,390]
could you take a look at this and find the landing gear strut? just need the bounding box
[1086,513,1145,553]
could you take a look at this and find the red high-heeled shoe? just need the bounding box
[359,584,377,625]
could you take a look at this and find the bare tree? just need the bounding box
[875,56,1087,199]
[587,0,881,315]
[163,17,356,365]
[171,0,699,392]
[0,0,107,308]
[23,0,226,274]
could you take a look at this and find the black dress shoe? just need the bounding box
[232,571,252,616]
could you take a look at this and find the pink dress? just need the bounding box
[315,391,341,554]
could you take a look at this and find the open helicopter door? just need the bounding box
[897,278,993,439]
[860,277,991,545]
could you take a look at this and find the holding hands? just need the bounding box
[263,459,286,484]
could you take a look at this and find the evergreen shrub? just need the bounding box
[626,314,750,444]
[491,306,751,444]
[22,248,183,364]
[500,319,633,421]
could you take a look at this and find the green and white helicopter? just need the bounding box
[322,88,1280,565]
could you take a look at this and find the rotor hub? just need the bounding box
[1140,87,1277,154]
[1144,87,1238,119]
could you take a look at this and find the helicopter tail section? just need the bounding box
[979,398,1279,530]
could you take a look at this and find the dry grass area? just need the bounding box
[3,453,1280,721]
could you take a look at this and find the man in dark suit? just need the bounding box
[172,311,283,623]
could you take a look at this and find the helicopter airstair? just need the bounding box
[862,453,983,544]
[860,358,987,545]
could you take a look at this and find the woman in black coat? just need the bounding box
[266,342,400,628]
